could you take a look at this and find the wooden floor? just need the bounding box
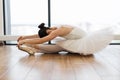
[0,45,120,80]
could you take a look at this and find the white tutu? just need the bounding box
[56,27,113,55]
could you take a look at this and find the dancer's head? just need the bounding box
[38,23,50,38]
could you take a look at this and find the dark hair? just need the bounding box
[38,23,50,38]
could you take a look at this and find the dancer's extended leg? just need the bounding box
[36,44,65,53]
[18,44,65,55]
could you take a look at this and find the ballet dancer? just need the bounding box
[17,23,113,55]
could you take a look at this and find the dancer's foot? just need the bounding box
[18,45,36,55]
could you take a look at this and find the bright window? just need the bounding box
[51,0,120,33]
[10,0,48,35]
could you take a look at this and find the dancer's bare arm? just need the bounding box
[18,29,61,45]
[17,34,39,42]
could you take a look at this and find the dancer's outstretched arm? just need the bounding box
[17,34,39,42]
[18,30,59,45]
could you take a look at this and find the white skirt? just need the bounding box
[56,28,114,55]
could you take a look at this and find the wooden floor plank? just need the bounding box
[0,46,36,80]
[69,55,101,80]
[98,45,120,72]
[0,56,37,80]
[51,54,76,80]
[82,54,120,80]
[24,54,54,80]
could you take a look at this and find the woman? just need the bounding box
[17,23,113,55]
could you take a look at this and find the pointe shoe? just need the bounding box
[18,45,36,55]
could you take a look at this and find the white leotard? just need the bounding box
[61,27,86,40]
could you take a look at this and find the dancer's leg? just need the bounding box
[36,44,65,53]
[18,44,65,55]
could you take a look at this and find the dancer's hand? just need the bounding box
[17,40,25,46]
[17,36,25,42]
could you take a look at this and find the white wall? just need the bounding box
[0,0,4,35]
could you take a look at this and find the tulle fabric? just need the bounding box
[56,27,114,55]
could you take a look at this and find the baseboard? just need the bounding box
[0,35,19,41]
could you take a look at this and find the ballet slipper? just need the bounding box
[18,45,36,55]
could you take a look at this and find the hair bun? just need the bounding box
[38,23,45,29]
